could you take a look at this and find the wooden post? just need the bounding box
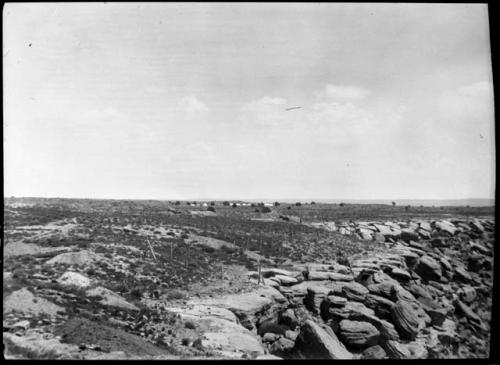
[257,260,262,285]
[146,238,157,262]
[170,241,173,264]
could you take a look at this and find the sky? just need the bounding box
[3,3,495,201]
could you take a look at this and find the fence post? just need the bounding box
[146,238,157,262]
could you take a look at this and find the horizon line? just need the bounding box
[4,195,495,203]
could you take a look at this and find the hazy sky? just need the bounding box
[4,3,495,200]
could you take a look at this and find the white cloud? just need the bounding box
[240,96,289,125]
[242,96,287,111]
[180,95,208,113]
[317,84,371,101]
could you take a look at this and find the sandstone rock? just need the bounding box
[469,241,489,255]
[364,294,395,321]
[401,229,419,243]
[293,320,353,359]
[3,331,83,359]
[329,302,400,342]
[358,229,374,240]
[415,256,442,282]
[407,283,433,301]
[458,286,477,303]
[327,301,375,321]
[385,339,428,359]
[86,286,139,311]
[10,320,31,330]
[305,286,331,314]
[384,340,411,358]
[454,266,472,282]
[270,337,295,356]
[326,295,348,307]
[329,273,354,281]
[196,315,266,355]
[200,286,286,331]
[406,341,429,359]
[417,229,432,239]
[366,281,396,299]
[419,222,432,232]
[308,271,331,281]
[341,282,369,302]
[280,309,298,330]
[439,257,453,272]
[263,332,280,342]
[470,220,485,233]
[430,237,447,248]
[339,320,380,349]
[308,271,353,281]
[388,267,411,282]
[4,288,65,317]
[57,271,93,288]
[375,319,400,342]
[435,221,457,236]
[285,330,299,341]
[454,299,483,325]
[392,300,420,340]
[391,284,417,303]
[362,345,386,359]
[274,275,298,286]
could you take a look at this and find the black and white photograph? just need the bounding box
[3,2,496,360]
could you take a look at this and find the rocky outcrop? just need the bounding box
[362,345,386,359]
[338,320,380,348]
[415,255,442,282]
[293,320,353,359]
[391,300,421,340]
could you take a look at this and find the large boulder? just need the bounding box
[338,320,380,349]
[470,219,485,233]
[400,229,419,243]
[305,286,331,314]
[341,281,369,302]
[454,299,484,327]
[293,320,353,359]
[57,271,93,288]
[269,337,295,357]
[279,308,299,330]
[308,271,353,281]
[416,296,446,326]
[4,288,65,317]
[362,345,386,359]
[454,266,472,283]
[86,287,139,311]
[273,275,299,286]
[385,340,428,359]
[391,300,421,340]
[435,221,457,236]
[387,267,411,282]
[327,301,375,321]
[364,294,395,321]
[200,286,287,331]
[415,256,442,282]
